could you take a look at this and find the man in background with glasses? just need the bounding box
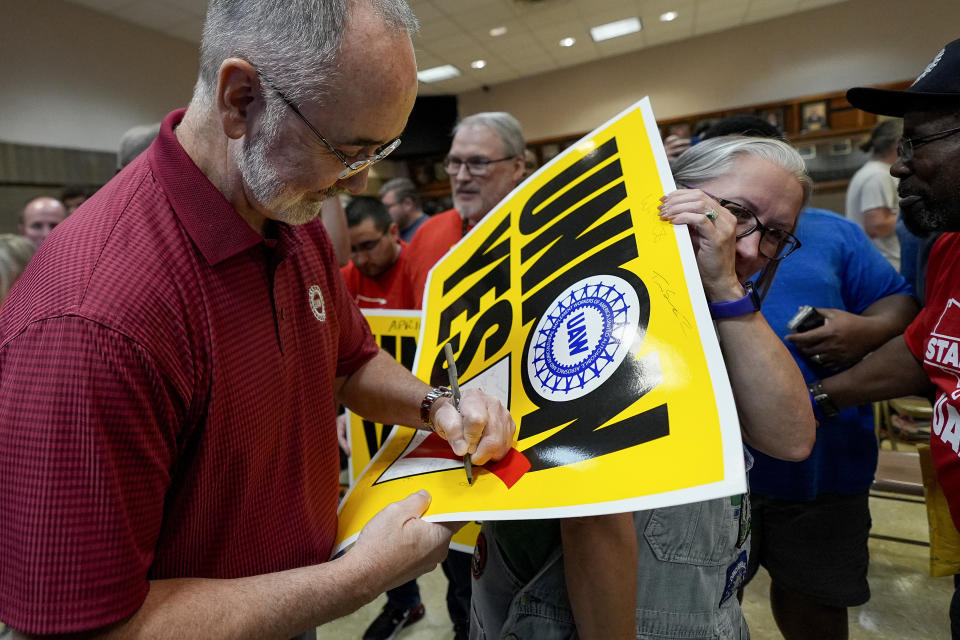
[812,37,960,638]
[340,195,417,310]
[396,111,524,640]
[0,2,516,639]
[406,112,526,308]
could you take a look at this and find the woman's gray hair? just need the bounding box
[0,234,35,302]
[672,136,813,208]
[454,112,525,158]
[192,0,418,114]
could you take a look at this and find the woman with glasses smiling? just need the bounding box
[613,135,817,639]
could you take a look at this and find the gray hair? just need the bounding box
[192,0,417,112]
[0,234,35,301]
[860,118,903,154]
[454,112,525,158]
[672,136,813,208]
[117,123,161,170]
[379,176,420,206]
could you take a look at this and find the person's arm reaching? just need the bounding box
[862,206,898,240]
[561,513,638,639]
[818,334,934,410]
[785,294,918,370]
[13,492,455,640]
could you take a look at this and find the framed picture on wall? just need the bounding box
[828,139,853,156]
[800,100,828,133]
[796,144,817,160]
[758,107,785,134]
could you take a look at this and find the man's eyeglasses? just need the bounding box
[443,156,516,177]
[350,232,386,255]
[684,186,801,261]
[897,125,960,162]
[260,75,401,180]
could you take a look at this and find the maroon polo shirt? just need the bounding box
[0,109,379,634]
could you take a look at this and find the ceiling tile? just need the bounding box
[408,0,444,22]
[61,0,857,97]
[745,0,802,21]
[595,33,646,56]
[415,15,464,41]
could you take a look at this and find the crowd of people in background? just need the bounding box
[5,2,960,640]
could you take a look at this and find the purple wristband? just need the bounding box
[708,282,760,319]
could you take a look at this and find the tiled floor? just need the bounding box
[320,491,954,639]
[743,492,953,639]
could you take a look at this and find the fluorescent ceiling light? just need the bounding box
[660,11,678,22]
[489,26,507,37]
[417,65,461,83]
[589,17,642,42]
[471,59,487,69]
[559,36,576,47]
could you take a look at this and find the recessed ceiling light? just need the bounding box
[471,59,487,69]
[559,37,576,47]
[417,65,461,83]
[589,17,642,42]
[489,26,507,37]
[660,11,679,22]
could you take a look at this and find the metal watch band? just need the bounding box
[708,282,761,319]
[808,380,840,418]
[420,386,453,428]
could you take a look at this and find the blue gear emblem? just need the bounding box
[527,275,640,401]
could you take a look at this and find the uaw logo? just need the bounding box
[528,275,640,401]
[308,284,326,322]
[926,299,960,453]
[424,137,670,477]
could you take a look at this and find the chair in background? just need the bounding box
[875,396,933,450]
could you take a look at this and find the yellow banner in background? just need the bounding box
[335,98,744,554]
[344,309,481,553]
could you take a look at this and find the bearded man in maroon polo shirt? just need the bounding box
[0,1,514,638]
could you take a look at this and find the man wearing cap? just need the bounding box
[815,37,960,636]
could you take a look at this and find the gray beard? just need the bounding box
[236,131,332,226]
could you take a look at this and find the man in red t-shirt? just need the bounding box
[815,37,960,637]
[341,196,417,310]
[406,112,526,308]
[0,2,515,638]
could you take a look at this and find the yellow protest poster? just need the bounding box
[335,97,743,554]
[343,309,481,553]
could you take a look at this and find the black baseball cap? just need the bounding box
[847,38,960,116]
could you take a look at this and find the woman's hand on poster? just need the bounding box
[658,188,743,301]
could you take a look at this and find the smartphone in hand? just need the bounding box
[787,305,826,333]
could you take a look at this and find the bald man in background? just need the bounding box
[19,197,67,247]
